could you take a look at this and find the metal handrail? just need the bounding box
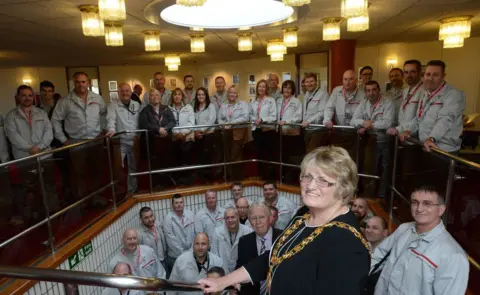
[405,137,480,171]
[0,266,202,292]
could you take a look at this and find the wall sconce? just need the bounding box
[386,58,397,68]
[23,79,32,85]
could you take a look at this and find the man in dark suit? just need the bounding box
[236,202,282,295]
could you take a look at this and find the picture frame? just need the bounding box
[109,91,119,102]
[108,81,118,92]
[170,79,176,87]
[248,74,255,85]
[232,74,239,84]
[249,86,256,95]
[203,77,209,88]
[282,72,291,81]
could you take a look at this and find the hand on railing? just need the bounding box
[398,130,411,143]
[105,131,115,138]
[386,127,398,136]
[324,122,333,129]
[357,128,366,135]
[301,120,309,128]
[423,138,438,152]
[28,146,41,155]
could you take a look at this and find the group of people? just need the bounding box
[0,58,466,222]
[106,181,297,295]
[102,146,469,295]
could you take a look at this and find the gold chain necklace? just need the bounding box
[266,213,371,292]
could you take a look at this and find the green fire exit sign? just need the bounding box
[68,241,93,269]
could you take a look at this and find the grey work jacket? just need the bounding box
[372,222,469,295]
[194,103,216,133]
[323,86,365,126]
[109,245,166,279]
[142,88,172,107]
[249,97,277,131]
[402,82,465,152]
[163,210,196,258]
[211,91,228,115]
[168,250,225,295]
[217,101,249,127]
[303,87,330,125]
[138,221,167,262]
[194,206,225,240]
[350,96,395,142]
[5,106,53,159]
[277,96,302,134]
[51,91,106,143]
[210,224,253,272]
[395,82,424,133]
[106,100,141,142]
[260,196,297,230]
[0,114,9,162]
[183,88,196,108]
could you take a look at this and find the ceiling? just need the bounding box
[0,0,479,67]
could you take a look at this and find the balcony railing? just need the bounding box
[0,122,479,292]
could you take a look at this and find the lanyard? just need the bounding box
[152,107,163,124]
[369,96,382,120]
[418,81,446,119]
[256,98,265,120]
[22,108,32,126]
[343,87,358,101]
[227,104,233,119]
[402,82,423,111]
[121,102,137,116]
[305,88,320,111]
[174,107,181,126]
[214,92,225,108]
[151,226,159,248]
[280,97,291,119]
[185,90,194,104]
[118,290,130,295]
[121,247,141,272]
[230,232,237,246]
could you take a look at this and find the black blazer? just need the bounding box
[236,228,283,295]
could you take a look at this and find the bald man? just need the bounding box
[106,82,141,194]
[235,197,250,225]
[351,198,373,229]
[168,233,224,295]
[101,262,145,295]
[323,70,365,157]
[109,229,166,279]
[268,73,282,101]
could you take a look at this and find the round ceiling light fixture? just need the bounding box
[161,0,294,29]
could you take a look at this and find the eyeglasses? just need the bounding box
[411,200,442,209]
[300,174,336,187]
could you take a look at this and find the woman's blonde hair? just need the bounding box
[300,146,358,204]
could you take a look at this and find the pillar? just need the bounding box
[329,39,356,93]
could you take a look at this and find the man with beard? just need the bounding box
[169,232,224,295]
[386,68,405,117]
[142,72,171,107]
[211,207,253,272]
[351,197,373,230]
[183,75,196,107]
[163,194,195,273]
[138,206,167,270]
[109,229,166,279]
[358,66,374,90]
[261,181,296,230]
[195,190,225,240]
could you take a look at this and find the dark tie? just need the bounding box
[260,238,267,295]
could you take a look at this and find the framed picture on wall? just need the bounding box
[203,77,209,88]
[170,79,176,87]
[249,86,256,95]
[232,74,239,84]
[282,72,291,81]
[150,79,154,88]
[248,74,255,85]
[108,81,118,91]
[109,91,119,102]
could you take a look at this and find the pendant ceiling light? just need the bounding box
[439,16,472,49]
[347,13,369,32]
[190,33,205,53]
[104,22,123,46]
[283,27,298,47]
[79,5,104,37]
[165,55,181,71]
[267,39,287,62]
[237,32,253,51]
[144,30,161,51]
[282,0,310,6]
[98,0,126,21]
[177,0,206,6]
[341,0,368,18]
[161,0,293,30]
[322,18,342,41]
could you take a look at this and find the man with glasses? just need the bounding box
[236,202,282,295]
[372,185,468,295]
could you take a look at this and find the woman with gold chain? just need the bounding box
[198,146,370,294]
